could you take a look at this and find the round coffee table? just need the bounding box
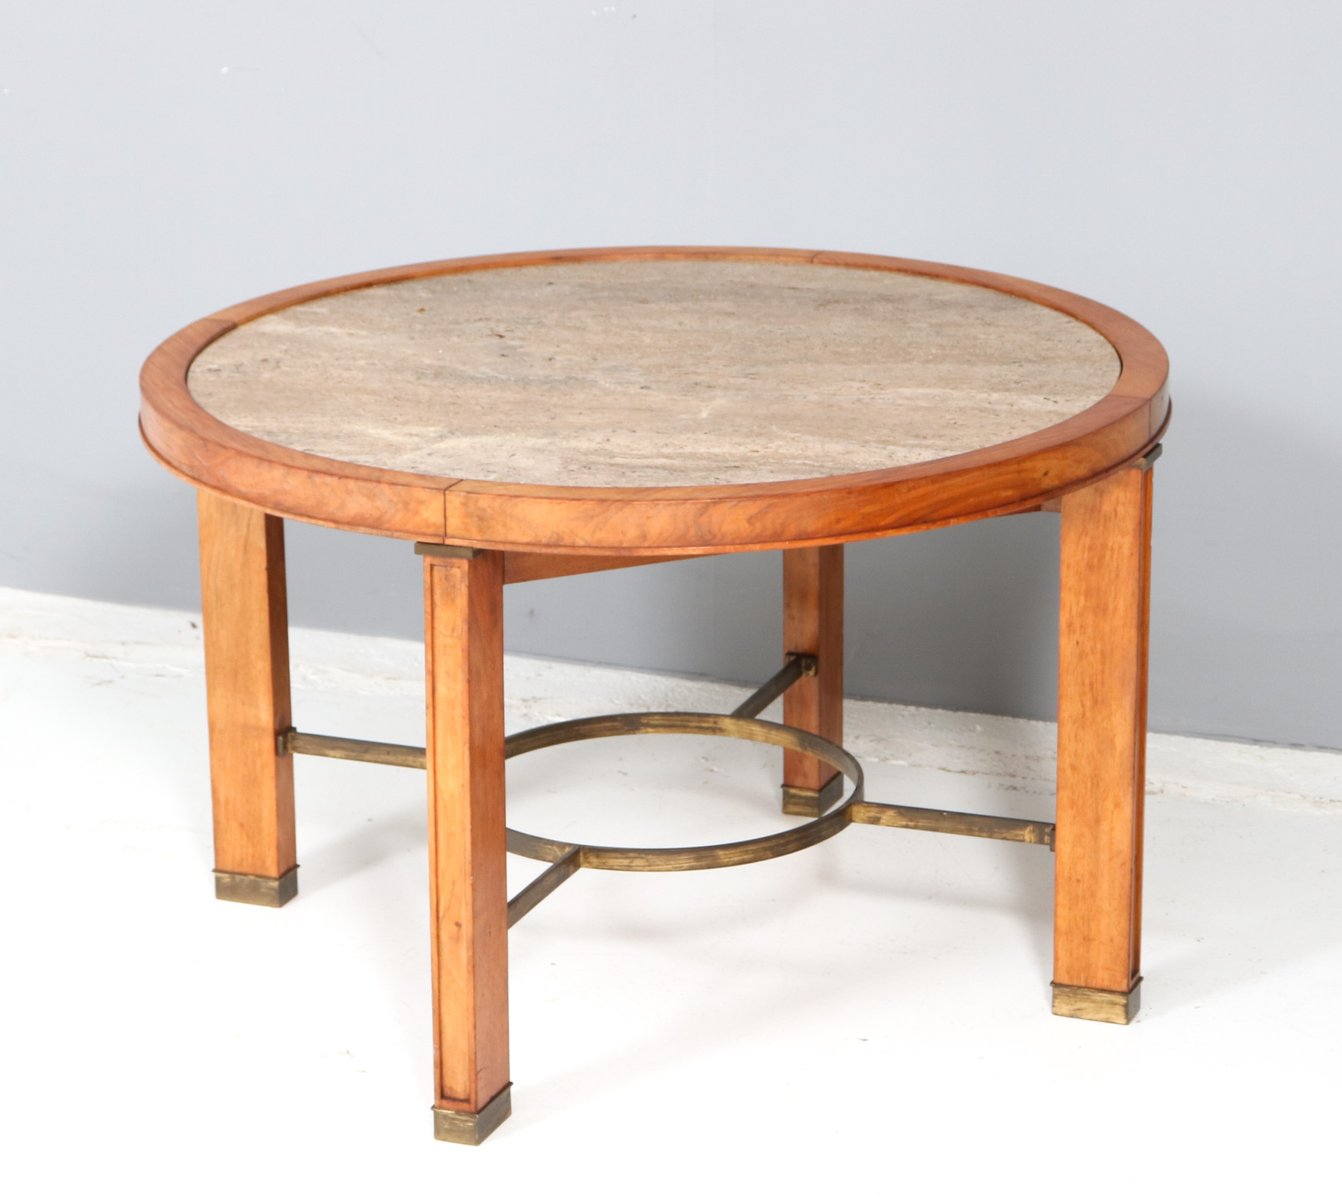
[140,246,1169,1144]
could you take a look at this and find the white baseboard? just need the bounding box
[4,585,1338,810]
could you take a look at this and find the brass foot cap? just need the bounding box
[214,866,299,908]
[434,1085,512,1145]
[781,775,843,818]
[1051,979,1142,1025]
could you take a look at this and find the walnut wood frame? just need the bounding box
[141,246,1168,554]
[149,247,1169,1144]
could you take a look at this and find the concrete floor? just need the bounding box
[3,587,1339,1197]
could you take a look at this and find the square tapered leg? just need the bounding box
[421,546,512,1142]
[1053,462,1155,1023]
[198,491,297,904]
[781,546,844,816]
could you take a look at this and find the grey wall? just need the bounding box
[3,2,1339,749]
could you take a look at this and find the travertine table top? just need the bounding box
[188,259,1121,489]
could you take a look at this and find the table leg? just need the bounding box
[781,545,845,816]
[197,491,297,907]
[1053,462,1154,1023]
[422,547,512,1144]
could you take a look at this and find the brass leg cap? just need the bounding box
[433,1085,512,1145]
[1051,978,1142,1025]
[214,866,299,908]
[781,774,843,817]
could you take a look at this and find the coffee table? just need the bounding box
[140,246,1169,1144]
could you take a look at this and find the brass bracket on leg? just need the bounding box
[1051,979,1142,1024]
[730,654,816,720]
[414,543,480,560]
[433,1084,513,1145]
[214,866,299,907]
[781,774,844,818]
[1133,443,1163,472]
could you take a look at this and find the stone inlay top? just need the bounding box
[188,259,1121,488]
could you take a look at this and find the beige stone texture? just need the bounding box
[189,259,1120,488]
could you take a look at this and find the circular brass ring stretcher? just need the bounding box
[502,711,864,872]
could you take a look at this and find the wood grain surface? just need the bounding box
[782,546,845,803]
[197,491,296,882]
[423,549,510,1113]
[1053,463,1153,993]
